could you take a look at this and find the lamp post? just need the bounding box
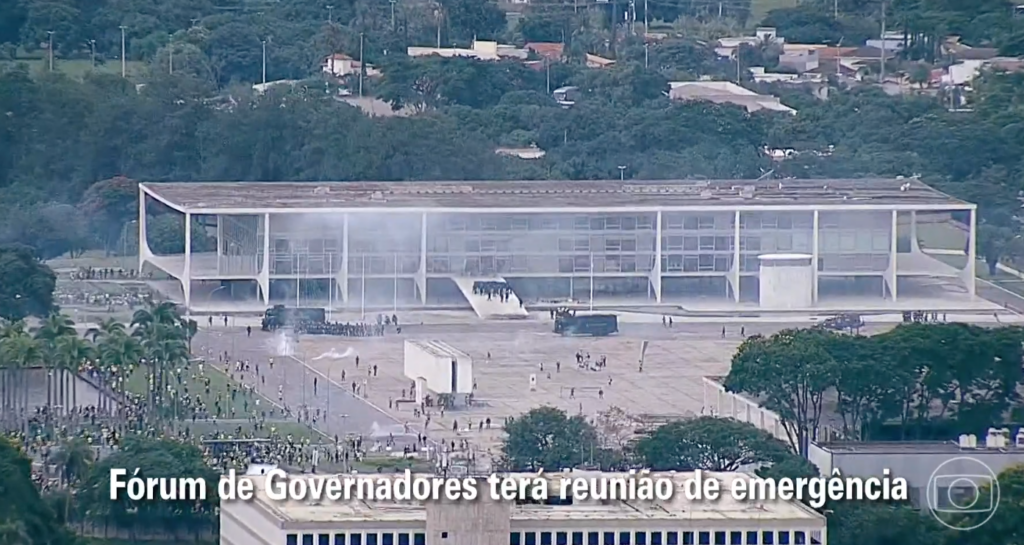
[46,31,55,71]
[261,39,267,85]
[89,39,96,66]
[119,26,127,77]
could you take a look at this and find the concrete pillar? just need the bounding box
[425,482,510,545]
[338,214,349,303]
[811,210,819,303]
[909,210,919,252]
[732,210,741,302]
[653,210,662,302]
[138,188,151,273]
[966,207,977,296]
[183,212,192,311]
[889,209,898,301]
[418,213,428,305]
[258,213,271,305]
[216,216,223,275]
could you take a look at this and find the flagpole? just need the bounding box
[360,254,366,320]
[393,253,398,314]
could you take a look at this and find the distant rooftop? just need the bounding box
[242,471,825,524]
[818,441,1024,455]
[141,179,971,214]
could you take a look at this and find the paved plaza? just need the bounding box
[191,320,895,464]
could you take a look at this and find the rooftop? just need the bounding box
[240,471,825,524]
[141,179,971,214]
[818,441,1024,455]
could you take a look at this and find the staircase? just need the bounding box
[452,277,529,320]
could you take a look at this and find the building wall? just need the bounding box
[221,500,285,545]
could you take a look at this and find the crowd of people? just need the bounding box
[54,287,153,310]
[69,267,152,280]
[295,320,390,336]
[472,281,514,303]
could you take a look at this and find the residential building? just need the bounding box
[495,145,546,159]
[323,54,381,78]
[585,54,615,68]
[136,178,976,315]
[525,42,564,61]
[408,40,528,61]
[668,81,796,114]
[777,49,819,73]
[219,470,828,545]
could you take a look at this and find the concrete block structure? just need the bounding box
[137,179,976,315]
[219,470,827,545]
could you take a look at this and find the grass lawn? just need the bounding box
[124,361,266,420]
[0,58,147,79]
[183,420,322,441]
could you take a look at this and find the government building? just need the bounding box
[137,179,976,316]
[219,470,827,545]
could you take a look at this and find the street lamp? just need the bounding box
[261,39,267,85]
[119,25,128,77]
[46,31,54,71]
[89,39,96,66]
[326,4,334,23]
[617,165,627,180]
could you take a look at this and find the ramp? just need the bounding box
[451,277,529,320]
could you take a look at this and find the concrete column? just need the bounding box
[138,188,150,272]
[909,210,919,252]
[339,214,349,303]
[183,212,192,311]
[418,213,428,304]
[653,211,662,302]
[259,213,271,305]
[889,209,898,301]
[811,210,819,303]
[966,207,977,296]
[732,210,741,302]
[216,216,223,275]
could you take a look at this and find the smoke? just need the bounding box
[267,330,295,357]
[311,347,355,361]
[369,421,416,438]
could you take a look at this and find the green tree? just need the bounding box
[78,176,139,255]
[0,244,56,322]
[725,329,836,456]
[0,437,77,545]
[500,407,604,471]
[634,416,791,471]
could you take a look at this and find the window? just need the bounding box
[730,532,742,545]
[588,532,600,545]
[287,535,298,545]
[699,236,715,251]
[604,532,615,545]
[652,533,663,545]
[574,237,590,251]
[320,535,331,545]
[698,216,715,229]
[699,532,711,545]
[684,216,699,230]
[606,216,621,230]
[367,535,378,545]
[666,236,683,251]
[636,532,647,545]
[336,535,347,545]
[620,532,632,545]
[382,534,394,545]
[762,532,774,545]
[574,216,590,230]
[541,532,553,545]
[745,532,758,545]
[667,532,679,545]
[526,533,538,545]
[682,532,694,545]
[714,532,726,545]
[794,532,806,545]
[413,535,425,545]
[622,238,637,252]
[557,532,568,545]
[351,536,363,545]
[572,532,584,545]
[397,535,408,545]
[778,532,790,545]
[304,535,314,545]
[511,533,522,545]
[684,236,698,251]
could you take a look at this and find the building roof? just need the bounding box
[141,179,972,214]
[240,470,826,525]
[525,42,564,60]
[668,81,797,114]
[817,441,1024,455]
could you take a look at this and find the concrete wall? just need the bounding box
[0,368,113,415]
[403,340,473,395]
[426,483,510,545]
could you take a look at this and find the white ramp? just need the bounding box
[451,277,529,320]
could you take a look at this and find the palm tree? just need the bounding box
[54,336,94,412]
[0,331,44,430]
[33,313,77,412]
[131,302,190,417]
[52,437,95,486]
[96,331,144,418]
[86,317,126,343]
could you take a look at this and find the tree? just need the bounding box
[725,329,836,456]
[827,501,945,545]
[78,176,139,254]
[145,214,216,255]
[634,417,791,471]
[0,244,56,322]
[0,437,77,545]
[500,407,604,471]
[978,223,1020,275]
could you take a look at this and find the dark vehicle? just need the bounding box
[820,313,864,332]
[554,309,618,336]
[261,305,327,331]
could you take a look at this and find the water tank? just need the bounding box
[758,253,814,309]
